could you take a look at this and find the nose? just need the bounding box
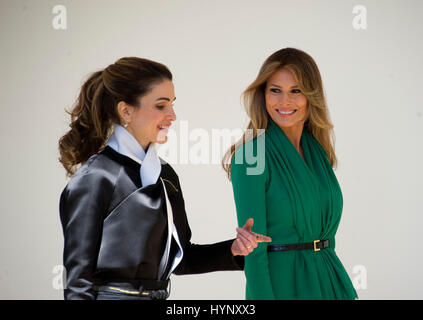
[279,92,292,107]
[168,105,176,122]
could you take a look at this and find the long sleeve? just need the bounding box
[230,141,275,300]
[173,236,244,275]
[164,165,244,276]
[59,169,115,300]
[171,195,244,275]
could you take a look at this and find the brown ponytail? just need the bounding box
[58,57,172,177]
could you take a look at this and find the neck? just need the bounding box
[280,123,304,152]
[139,141,150,153]
[126,127,149,152]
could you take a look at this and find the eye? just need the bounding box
[156,105,165,110]
[291,89,301,93]
[270,88,281,93]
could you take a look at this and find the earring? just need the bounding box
[124,122,128,128]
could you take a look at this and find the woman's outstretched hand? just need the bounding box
[231,218,272,256]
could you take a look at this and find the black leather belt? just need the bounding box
[267,239,330,252]
[94,279,170,300]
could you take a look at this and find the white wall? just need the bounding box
[0,0,422,299]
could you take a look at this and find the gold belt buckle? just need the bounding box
[313,240,321,252]
[108,286,139,295]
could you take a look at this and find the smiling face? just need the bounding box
[265,67,308,133]
[119,79,176,150]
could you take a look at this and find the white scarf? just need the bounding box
[106,124,183,279]
[106,124,161,187]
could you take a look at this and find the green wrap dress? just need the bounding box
[231,119,358,300]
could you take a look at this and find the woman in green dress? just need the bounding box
[222,48,358,300]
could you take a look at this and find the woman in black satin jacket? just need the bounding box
[58,57,271,300]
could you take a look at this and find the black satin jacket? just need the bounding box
[59,146,244,300]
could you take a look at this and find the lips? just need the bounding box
[156,124,171,142]
[276,109,297,116]
[158,124,171,130]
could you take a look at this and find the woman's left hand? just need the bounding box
[231,218,272,256]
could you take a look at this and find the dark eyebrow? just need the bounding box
[269,84,299,88]
[155,97,176,102]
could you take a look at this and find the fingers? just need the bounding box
[233,229,272,256]
[237,232,257,251]
[235,237,250,255]
[253,232,272,243]
[236,227,259,249]
[240,218,272,243]
[242,218,254,232]
[235,218,272,256]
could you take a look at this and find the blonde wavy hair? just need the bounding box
[222,47,337,180]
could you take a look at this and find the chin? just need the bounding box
[272,118,297,129]
[270,112,306,130]
[155,136,168,144]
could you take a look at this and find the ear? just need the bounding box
[117,101,133,125]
